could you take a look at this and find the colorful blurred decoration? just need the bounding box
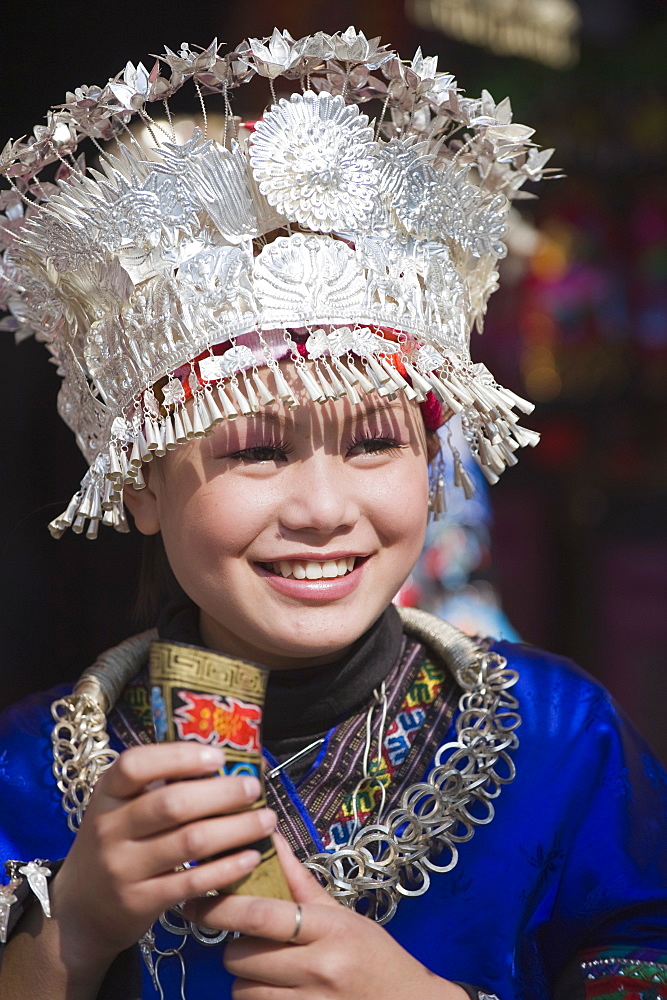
[395,417,520,643]
[516,182,667,406]
[407,0,580,68]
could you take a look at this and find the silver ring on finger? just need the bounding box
[289,903,303,944]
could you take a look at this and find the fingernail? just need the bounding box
[200,747,226,767]
[239,850,262,871]
[259,808,277,832]
[242,776,261,800]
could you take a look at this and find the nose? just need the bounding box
[278,455,360,536]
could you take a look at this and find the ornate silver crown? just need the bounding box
[0,29,555,539]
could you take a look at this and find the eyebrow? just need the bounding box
[247,400,403,427]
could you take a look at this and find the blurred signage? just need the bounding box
[407,0,580,68]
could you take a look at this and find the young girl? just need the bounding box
[1,29,666,1000]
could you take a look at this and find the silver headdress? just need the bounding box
[0,29,555,539]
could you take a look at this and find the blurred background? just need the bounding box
[0,0,665,760]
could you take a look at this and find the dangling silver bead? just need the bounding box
[204,389,225,426]
[401,362,431,401]
[190,398,207,438]
[152,419,168,456]
[323,359,346,397]
[427,373,463,413]
[88,486,103,521]
[473,450,500,485]
[347,360,375,394]
[296,365,325,403]
[459,466,476,500]
[132,464,147,489]
[484,420,502,445]
[337,368,361,405]
[469,382,494,415]
[217,383,238,420]
[229,380,253,416]
[495,417,514,442]
[499,386,535,415]
[197,397,215,434]
[86,518,100,540]
[72,513,86,535]
[61,493,82,527]
[378,357,417,399]
[163,413,177,450]
[477,436,505,475]
[172,407,187,444]
[136,428,152,464]
[366,366,393,397]
[243,375,261,413]
[513,424,541,448]
[119,449,134,484]
[331,356,357,385]
[102,479,115,511]
[272,368,298,408]
[481,465,501,485]
[181,405,195,439]
[497,439,518,466]
[314,364,338,401]
[448,372,476,407]
[107,444,124,484]
[128,437,143,470]
[252,370,275,405]
[144,417,159,452]
[430,475,446,520]
[101,508,116,529]
[116,505,130,533]
[365,354,392,386]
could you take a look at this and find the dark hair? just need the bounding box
[134,533,185,628]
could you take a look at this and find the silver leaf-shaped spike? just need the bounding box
[18,862,52,919]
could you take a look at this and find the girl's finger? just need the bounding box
[98,743,226,800]
[153,847,263,905]
[133,807,277,879]
[224,936,305,987]
[124,773,262,839]
[273,832,336,907]
[183,893,327,946]
[232,978,289,1000]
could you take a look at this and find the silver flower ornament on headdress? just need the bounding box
[249,91,377,232]
[0,29,556,540]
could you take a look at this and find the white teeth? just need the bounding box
[269,558,358,579]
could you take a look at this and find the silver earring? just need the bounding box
[427,447,446,521]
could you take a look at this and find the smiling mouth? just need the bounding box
[258,557,362,580]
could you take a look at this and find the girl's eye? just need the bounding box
[347,435,404,457]
[228,441,291,463]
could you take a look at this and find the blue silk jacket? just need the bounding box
[1,641,666,999]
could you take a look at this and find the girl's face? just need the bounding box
[128,368,431,668]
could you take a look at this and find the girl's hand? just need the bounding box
[184,834,467,1000]
[51,742,273,976]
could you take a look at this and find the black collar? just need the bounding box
[157,600,404,742]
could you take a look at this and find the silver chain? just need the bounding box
[49,630,520,995]
[51,692,119,832]
[303,648,520,924]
